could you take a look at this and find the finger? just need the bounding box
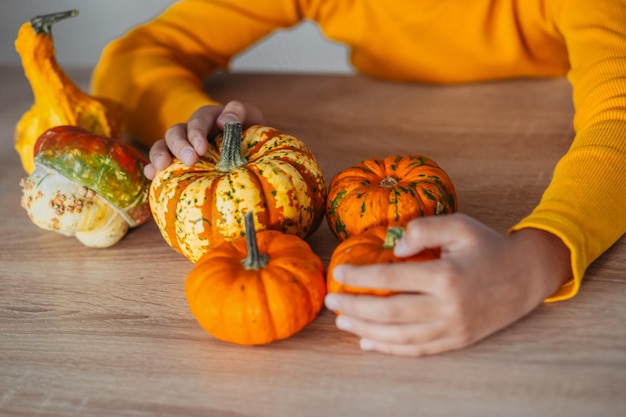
[335,315,445,345]
[143,163,156,180]
[148,138,173,170]
[394,212,479,257]
[359,336,469,357]
[186,105,224,156]
[325,292,440,323]
[331,260,450,294]
[164,123,199,166]
[216,100,264,128]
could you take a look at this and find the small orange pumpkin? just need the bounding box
[327,225,440,297]
[185,212,326,345]
[326,155,457,241]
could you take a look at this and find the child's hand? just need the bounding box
[324,213,571,356]
[144,100,264,179]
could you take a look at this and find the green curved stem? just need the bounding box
[215,122,247,172]
[383,226,405,250]
[30,10,79,35]
[241,212,269,270]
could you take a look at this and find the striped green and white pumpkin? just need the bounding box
[149,122,327,263]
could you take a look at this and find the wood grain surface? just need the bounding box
[0,66,624,417]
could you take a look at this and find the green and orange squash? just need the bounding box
[20,126,151,247]
[326,155,457,240]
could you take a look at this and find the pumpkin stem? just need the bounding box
[215,122,248,172]
[379,176,398,188]
[242,212,269,270]
[383,226,405,250]
[30,10,79,35]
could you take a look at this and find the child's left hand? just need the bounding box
[324,213,571,356]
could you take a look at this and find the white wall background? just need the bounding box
[1,0,353,73]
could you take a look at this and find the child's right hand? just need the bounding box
[144,100,264,180]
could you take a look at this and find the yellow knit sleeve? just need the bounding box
[511,0,626,301]
[91,0,305,147]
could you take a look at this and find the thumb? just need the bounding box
[216,101,264,128]
[394,213,474,257]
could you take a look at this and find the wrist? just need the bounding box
[511,228,572,300]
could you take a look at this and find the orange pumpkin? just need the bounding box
[186,212,326,345]
[326,155,457,241]
[150,122,327,263]
[327,225,440,297]
[14,10,123,174]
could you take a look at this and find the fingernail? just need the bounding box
[336,315,352,331]
[332,265,345,283]
[152,153,167,169]
[219,113,238,124]
[181,147,195,165]
[360,339,375,351]
[190,136,205,150]
[324,294,340,311]
[394,239,409,257]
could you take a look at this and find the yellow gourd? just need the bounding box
[14,10,123,173]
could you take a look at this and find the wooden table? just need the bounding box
[1,65,624,417]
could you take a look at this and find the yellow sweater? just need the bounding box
[92,0,626,301]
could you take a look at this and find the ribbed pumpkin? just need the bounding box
[186,212,326,345]
[14,10,123,174]
[327,225,440,298]
[150,122,327,263]
[326,155,457,241]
